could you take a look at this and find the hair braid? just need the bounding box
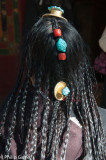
[51,107,66,160]
[40,98,50,160]
[78,66,94,158]
[18,78,30,142]
[51,118,59,160]
[76,62,105,159]
[90,91,106,158]
[29,96,40,160]
[47,101,60,153]
[74,88,86,155]
[60,94,73,160]
[74,67,100,159]
[0,51,27,138]
[83,63,105,158]
[4,77,28,158]
[82,90,95,158]
[22,73,42,158]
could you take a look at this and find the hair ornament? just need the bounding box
[42,6,67,21]
[62,86,70,96]
[56,38,67,52]
[53,29,67,60]
[48,6,64,14]
[58,53,66,60]
[54,81,70,101]
[53,29,62,37]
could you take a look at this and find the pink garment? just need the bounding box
[9,120,82,160]
[94,52,106,75]
[57,120,82,160]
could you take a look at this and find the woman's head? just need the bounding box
[26,16,87,94]
[0,7,105,160]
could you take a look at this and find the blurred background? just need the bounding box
[0,0,106,108]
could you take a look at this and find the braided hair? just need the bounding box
[0,15,105,160]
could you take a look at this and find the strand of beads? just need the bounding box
[53,28,67,61]
[53,28,70,101]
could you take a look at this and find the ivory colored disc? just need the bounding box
[54,81,66,101]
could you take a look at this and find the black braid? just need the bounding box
[4,77,29,158]
[17,78,30,143]
[47,100,60,153]
[22,72,42,158]
[0,46,28,137]
[41,99,50,160]
[51,105,66,159]
[60,92,73,160]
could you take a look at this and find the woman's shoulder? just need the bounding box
[98,107,106,135]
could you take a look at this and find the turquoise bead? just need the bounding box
[48,6,64,13]
[56,38,67,52]
[62,87,70,96]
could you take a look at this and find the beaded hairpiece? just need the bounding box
[54,81,70,101]
[42,6,67,21]
[53,28,67,61]
[43,6,70,101]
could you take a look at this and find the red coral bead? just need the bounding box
[58,53,66,60]
[53,29,62,37]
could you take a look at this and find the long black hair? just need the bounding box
[0,16,105,160]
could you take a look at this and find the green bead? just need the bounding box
[56,38,67,52]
